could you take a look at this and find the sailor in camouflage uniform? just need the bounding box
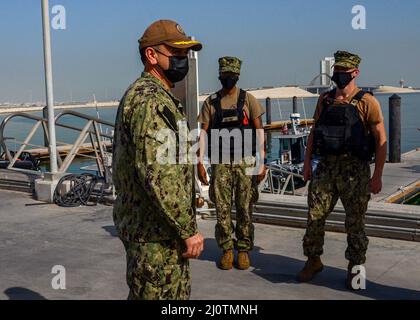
[297,51,387,290]
[197,57,266,271]
[113,20,204,300]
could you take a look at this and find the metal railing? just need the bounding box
[0,110,115,182]
[263,164,308,196]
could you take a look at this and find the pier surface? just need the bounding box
[1,190,420,300]
[26,142,113,159]
[372,149,420,202]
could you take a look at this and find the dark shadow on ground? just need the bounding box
[102,225,118,237]
[4,287,47,300]
[199,238,420,300]
[402,165,420,174]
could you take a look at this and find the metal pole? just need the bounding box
[389,94,401,163]
[42,106,49,147]
[186,45,199,131]
[266,131,272,164]
[266,97,272,125]
[41,0,58,173]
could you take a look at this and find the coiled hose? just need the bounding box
[53,173,106,207]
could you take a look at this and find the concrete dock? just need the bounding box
[373,149,420,203]
[1,190,420,300]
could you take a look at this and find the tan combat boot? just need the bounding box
[296,256,324,282]
[237,251,250,270]
[219,249,234,270]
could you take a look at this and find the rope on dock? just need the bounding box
[53,173,106,207]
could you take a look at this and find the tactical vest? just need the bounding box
[207,89,257,161]
[312,89,376,161]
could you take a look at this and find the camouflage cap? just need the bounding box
[219,56,242,74]
[139,20,202,51]
[333,51,361,69]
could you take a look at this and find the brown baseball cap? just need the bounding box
[139,20,202,51]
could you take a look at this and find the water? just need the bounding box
[405,192,420,206]
[0,93,419,172]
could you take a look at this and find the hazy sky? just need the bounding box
[1,0,420,103]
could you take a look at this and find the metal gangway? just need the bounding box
[0,110,115,185]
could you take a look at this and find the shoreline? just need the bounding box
[0,101,119,115]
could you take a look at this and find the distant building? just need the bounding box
[320,57,335,86]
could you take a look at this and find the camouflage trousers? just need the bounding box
[125,240,190,300]
[303,154,371,265]
[209,160,259,251]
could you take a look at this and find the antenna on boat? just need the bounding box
[93,94,104,135]
[301,97,309,132]
[276,99,283,120]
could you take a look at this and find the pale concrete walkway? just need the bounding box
[1,190,420,300]
[371,149,420,202]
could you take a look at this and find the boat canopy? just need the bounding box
[199,86,318,102]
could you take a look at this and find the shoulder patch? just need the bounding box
[135,81,159,96]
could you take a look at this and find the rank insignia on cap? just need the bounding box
[176,24,185,35]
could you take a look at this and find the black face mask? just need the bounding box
[219,76,239,90]
[162,56,189,83]
[331,72,354,89]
